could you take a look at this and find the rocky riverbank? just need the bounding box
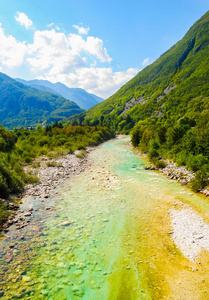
[1,148,95,233]
[169,207,209,262]
[24,148,95,198]
[140,153,209,197]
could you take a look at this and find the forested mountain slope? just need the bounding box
[15,78,104,110]
[69,11,209,132]
[0,73,83,128]
[69,11,209,190]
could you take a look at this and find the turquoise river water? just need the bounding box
[1,136,209,299]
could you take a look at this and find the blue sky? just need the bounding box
[0,0,208,98]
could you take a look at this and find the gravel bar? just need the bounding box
[170,208,209,261]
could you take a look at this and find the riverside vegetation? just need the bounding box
[0,123,115,227]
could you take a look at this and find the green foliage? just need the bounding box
[0,72,83,129]
[76,150,86,159]
[0,201,9,225]
[46,161,63,167]
[0,123,115,226]
[190,169,209,192]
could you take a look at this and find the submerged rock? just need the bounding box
[60,221,71,226]
[22,276,31,282]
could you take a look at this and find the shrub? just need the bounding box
[38,137,49,147]
[77,144,86,150]
[76,150,86,159]
[31,162,40,168]
[190,169,209,192]
[155,160,166,169]
[0,200,9,226]
[0,174,9,198]
[25,174,39,184]
[186,154,208,172]
[46,161,63,167]
[148,148,159,159]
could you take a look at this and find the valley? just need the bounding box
[1,137,209,299]
[0,6,209,300]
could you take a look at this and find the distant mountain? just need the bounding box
[70,11,209,132]
[15,78,104,110]
[0,72,83,128]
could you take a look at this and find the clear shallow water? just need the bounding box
[1,137,209,299]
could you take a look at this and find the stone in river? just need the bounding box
[22,276,31,282]
[6,254,13,263]
[60,221,71,226]
[24,212,32,217]
[72,285,83,296]
[74,270,83,276]
[41,289,49,296]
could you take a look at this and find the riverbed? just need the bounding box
[1,136,209,299]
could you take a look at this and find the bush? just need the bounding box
[190,169,209,192]
[155,160,166,169]
[0,174,9,198]
[76,150,86,159]
[148,148,159,159]
[0,200,9,226]
[31,162,40,168]
[46,161,63,167]
[25,174,39,184]
[186,154,208,172]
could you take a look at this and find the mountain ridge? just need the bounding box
[15,78,104,110]
[69,10,209,129]
[68,11,209,186]
[0,72,83,128]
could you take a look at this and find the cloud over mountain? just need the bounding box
[0,12,138,98]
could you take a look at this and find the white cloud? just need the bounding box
[27,29,86,74]
[73,25,90,35]
[142,57,151,66]
[47,23,54,28]
[0,23,27,67]
[68,34,112,63]
[15,12,33,29]
[0,21,137,98]
[85,36,112,63]
[41,67,138,99]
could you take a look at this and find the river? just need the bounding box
[1,136,209,299]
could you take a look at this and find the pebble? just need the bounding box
[24,213,32,217]
[60,221,71,226]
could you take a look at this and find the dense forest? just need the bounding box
[131,111,209,191]
[0,123,115,226]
